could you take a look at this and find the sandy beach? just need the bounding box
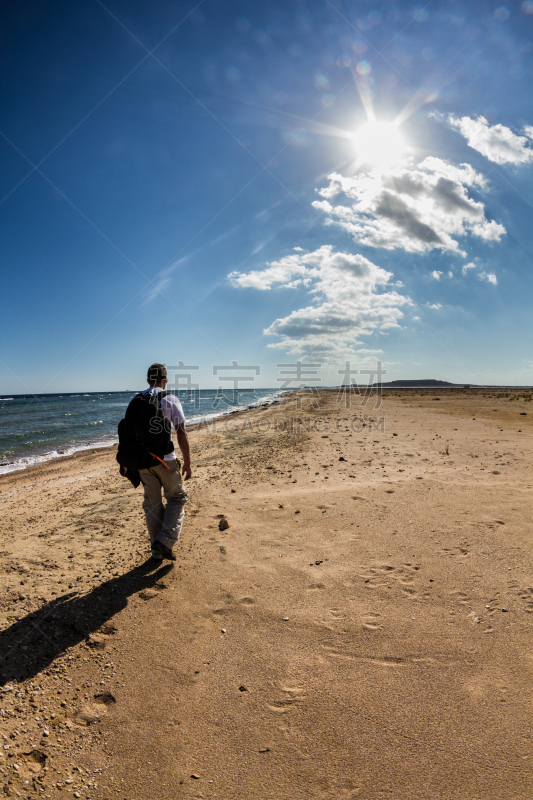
[1,388,532,800]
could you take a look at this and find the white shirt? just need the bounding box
[141,387,185,461]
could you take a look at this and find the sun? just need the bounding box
[352,120,406,169]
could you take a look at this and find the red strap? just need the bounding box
[149,452,170,469]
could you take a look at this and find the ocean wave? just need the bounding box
[0,389,285,475]
[184,389,286,426]
[0,398,14,401]
[0,438,119,475]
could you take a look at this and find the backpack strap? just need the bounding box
[144,389,168,408]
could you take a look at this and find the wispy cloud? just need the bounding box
[141,257,189,306]
[312,157,505,255]
[478,270,498,285]
[459,260,498,284]
[141,277,172,306]
[448,115,533,165]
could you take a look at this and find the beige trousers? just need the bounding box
[138,459,188,551]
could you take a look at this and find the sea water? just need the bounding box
[0,389,283,474]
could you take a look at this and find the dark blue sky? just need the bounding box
[1,0,532,391]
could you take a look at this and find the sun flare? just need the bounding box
[353,120,406,169]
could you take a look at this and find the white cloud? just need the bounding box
[228,251,311,290]
[313,157,505,255]
[478,270,498,285]
[431,270,442,280]
[459,260,498,284]
[426,303,442,309]
[447,270,453,278]
[462,261,476,275]
[448,115,533,165]
[229,245,412,357]
[412,317,421,321]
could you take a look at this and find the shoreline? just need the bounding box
[0,389,287,476]
[2,385,530,476]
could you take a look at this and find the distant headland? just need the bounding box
[367,379,532,389]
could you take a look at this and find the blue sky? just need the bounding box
[1,0,532,392]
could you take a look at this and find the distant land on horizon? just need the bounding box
[366,379,532,389]
[371,379,474,388]
[2,381,533,400]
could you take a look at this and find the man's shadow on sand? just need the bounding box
[0,559,172,687]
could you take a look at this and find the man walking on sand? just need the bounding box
[137,363,191,562]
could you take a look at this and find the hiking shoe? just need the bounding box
[150,548,163,562]
[152,539,176,561]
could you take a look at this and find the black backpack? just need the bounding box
[116,391,175,470]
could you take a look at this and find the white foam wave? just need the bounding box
[0,438,118,475]
[186,389,286,426]
[0,390,286,475]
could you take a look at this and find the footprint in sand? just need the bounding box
[440,546,470,557]
[98,623,117,635]
[359,562,421,598]
[267,686,306,714]
[73,693,116,726]
[484,597,501,616]
[321,777,362,798]
[517,587,533,612]
[361,611,383,631]
[448,589,470,605]
[139,581,169,600]
[139,589,158,600]
[18,750,47,780]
